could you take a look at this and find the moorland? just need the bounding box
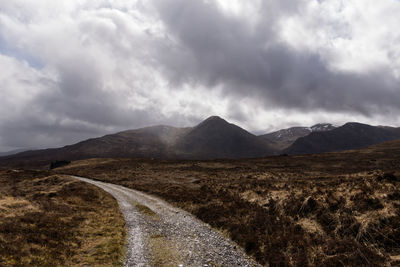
[55,140,400,266]
[0,169,125,267]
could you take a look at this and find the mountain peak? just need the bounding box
[259,123,337,151]
[203,115,226,123]
[310,123,336,132]
[196,116,229,128]
[285,122,400,154]
[176,116,274,159]
[343,122,368,127]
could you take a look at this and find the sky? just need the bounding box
[1,0,400,151]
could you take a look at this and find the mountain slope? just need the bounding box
[175,116,275,159]
[0,125,191,167]
[2,118,399,166]
[0,117,276,166]
[285,122,400,154]
[0,148,30,157]
[259,123,336,150]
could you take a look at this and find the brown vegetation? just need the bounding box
[0,169,126,266]
[58,140,400,266]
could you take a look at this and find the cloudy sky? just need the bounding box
[1,0,400,151]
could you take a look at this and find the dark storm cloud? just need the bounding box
[1,0,400,151]
[0,2,200,151]
[0,56,155,150]
[154,0,400,115]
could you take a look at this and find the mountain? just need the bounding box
[175,116,275,159]
[310,123,337,132]
[0,148,30,157]
[285,122,400,154]
[69,125,193,158]
[259,123,336,150]
[0,116,276,167]
[0,125,191,167]
[2,117,400,167]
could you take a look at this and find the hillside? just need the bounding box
[0,148,31,157]
[2,118,400,167]
[175,116,275,159]
[0,125,190,167]
[285,122,400,154]
[259,123,336,150]
[0,116,276,167]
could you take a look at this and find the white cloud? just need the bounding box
[279,0,400,76]
[0,54,49,120]
[0,0,233,149]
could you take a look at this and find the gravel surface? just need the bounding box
[74,176,261,267]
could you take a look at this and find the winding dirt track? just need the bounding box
[73,176,260,267]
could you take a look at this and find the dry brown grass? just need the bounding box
[56,140,400,266]
[0,169,126,267]
[149,234,182,266]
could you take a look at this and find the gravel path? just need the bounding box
[73,176,261,267]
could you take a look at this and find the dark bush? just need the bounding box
[377,172,399,182]
[50,160,71,169]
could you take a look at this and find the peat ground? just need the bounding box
[0,169,126,266]
[58,141,400,266]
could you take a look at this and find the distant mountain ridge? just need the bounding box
[259,123,336,150]
[0,148,30,157]
[284,122,400,154]
[0,125,191,165]
[0,116,275,166]
[1,117,400,167]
